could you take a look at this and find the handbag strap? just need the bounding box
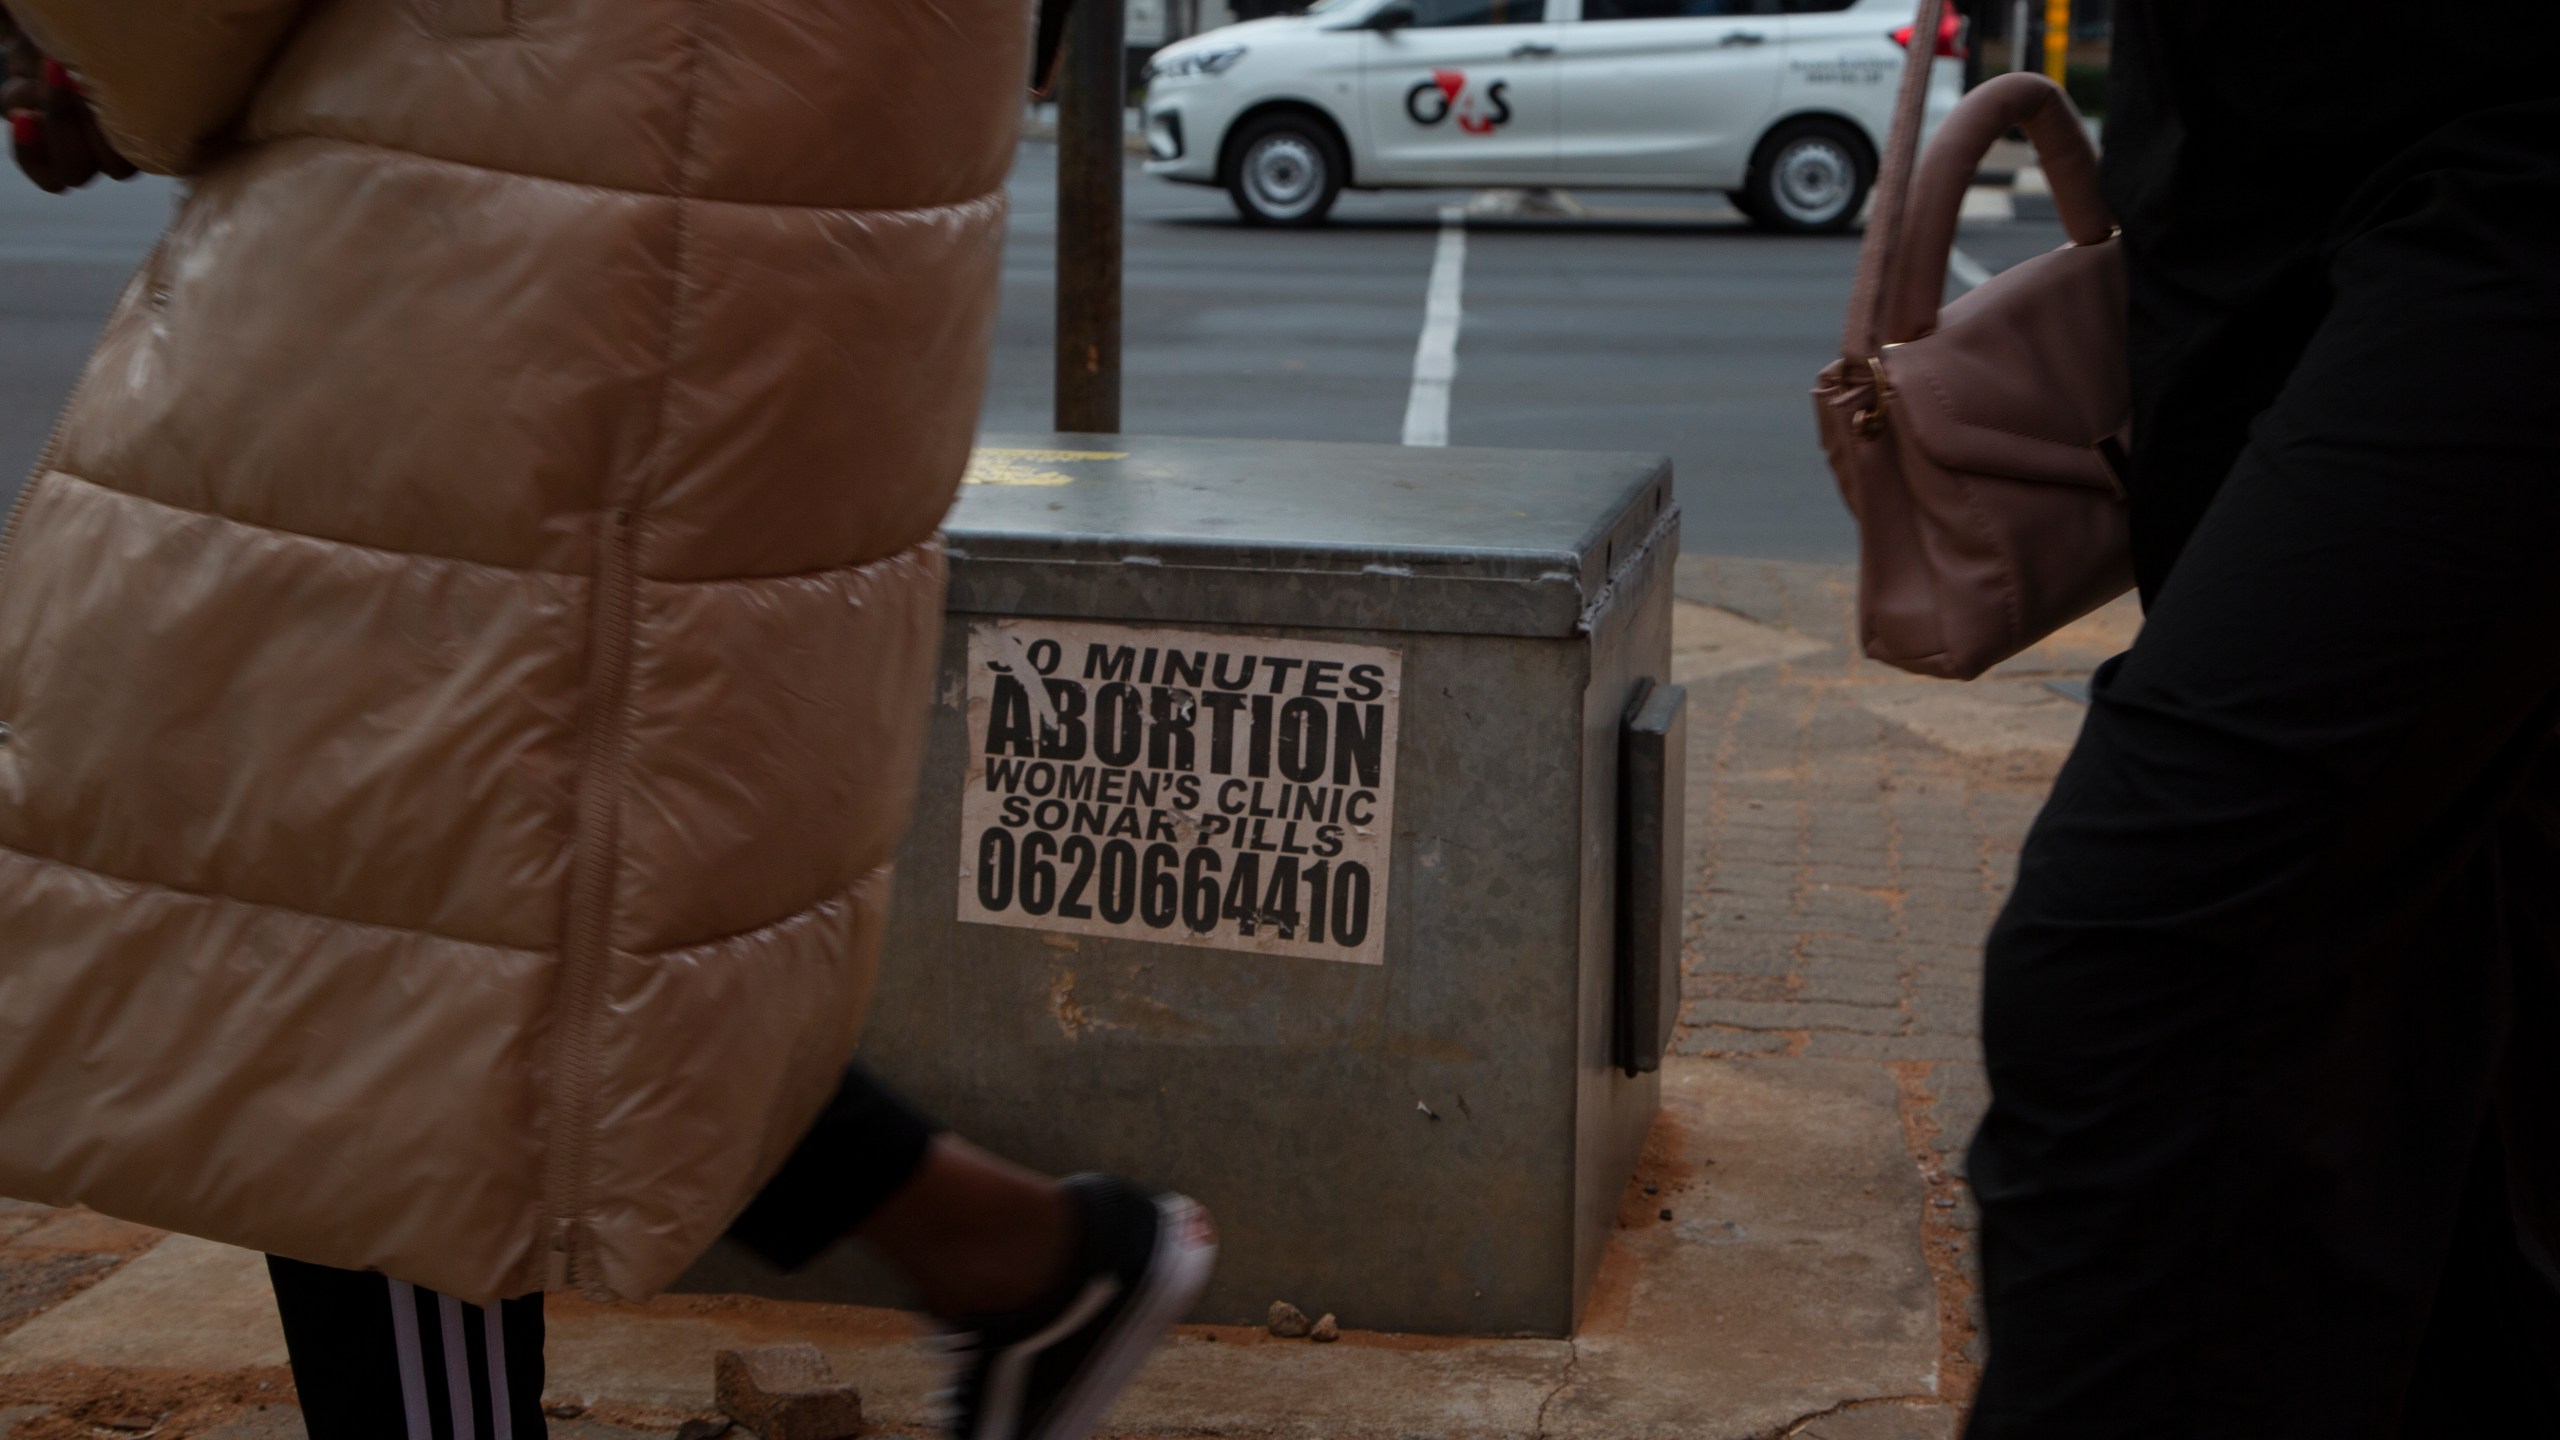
[1882,72,2114,343]
[1839,0,1946,362]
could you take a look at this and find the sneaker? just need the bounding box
[932,1174,1217,1440]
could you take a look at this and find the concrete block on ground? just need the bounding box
[0,1236,286,1371]
[715,1344,863,1440]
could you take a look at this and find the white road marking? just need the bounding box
[1948,246,1993,292]
[1959,184,2016,224]
[1401,206,1468,447]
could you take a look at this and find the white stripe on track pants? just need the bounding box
[266,1254,548,1440]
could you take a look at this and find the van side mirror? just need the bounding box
[1369,3,1415,31]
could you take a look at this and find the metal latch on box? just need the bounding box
[1615,678,1688,1078]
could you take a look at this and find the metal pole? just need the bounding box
[2011,0,2030,74]
[2042,0,2068,84]
[1055,0,1125,435]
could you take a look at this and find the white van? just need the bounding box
[1140,0,1965,232]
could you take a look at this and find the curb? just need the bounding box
[1019,121,1152,157]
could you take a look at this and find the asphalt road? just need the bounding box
[0,172,173,515]
[0,143,2064,563]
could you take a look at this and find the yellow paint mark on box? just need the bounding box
[965,448,1130,487]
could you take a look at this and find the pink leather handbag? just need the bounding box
[1813,0,2133,681]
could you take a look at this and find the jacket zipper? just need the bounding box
[543,503,644,1294]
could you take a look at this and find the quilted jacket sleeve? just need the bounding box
[7,0,309,174]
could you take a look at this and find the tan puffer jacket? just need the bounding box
[0,0,1023,1305]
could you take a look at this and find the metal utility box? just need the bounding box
[683,434,1683,1337]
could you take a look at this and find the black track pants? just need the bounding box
[1964,108,2560,1435]
[268,1257,547,1440]
[271,1063,937,1438]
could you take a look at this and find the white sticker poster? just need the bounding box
[958,620,1402,966]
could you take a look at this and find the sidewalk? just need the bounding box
[0,556,2137,1440]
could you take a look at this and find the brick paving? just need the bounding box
[1670,554,2138,1410]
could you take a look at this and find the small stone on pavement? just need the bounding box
[1265,1301,1311,1338]
[1311,1314,1339,1344]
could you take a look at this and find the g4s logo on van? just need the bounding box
[1405,69,1512,134]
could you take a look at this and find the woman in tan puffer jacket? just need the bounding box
[0,3,1214,1436]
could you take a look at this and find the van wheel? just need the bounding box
[1742,119,1872,234]
[1225,114,1344,226]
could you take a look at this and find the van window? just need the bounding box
[1580,0,1777,18]
[1408,0,1547,25]
[1779,0,1861,11]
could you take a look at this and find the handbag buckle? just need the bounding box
[1852,355,1890,437]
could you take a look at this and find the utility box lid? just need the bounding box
[953,435,1676,638]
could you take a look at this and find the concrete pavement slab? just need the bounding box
[0,1237,285,1372]
[552,1290,1569,1439]
[0,1255,119,1331]
[1670,556,2138,1410]
[547,1422,677,1440]
[1069,1332,1569,1440]
[1546,1060,1936,1440]
[1856,683,2089,766]
[545,1296,925,1414]
[0,1206,46,1247]
[1796,1400,1960,1440]
[548,1056,1929,1440]
[1673,600,1830,684]
[6,1211,160,1258]
[193,1403,307,1439]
